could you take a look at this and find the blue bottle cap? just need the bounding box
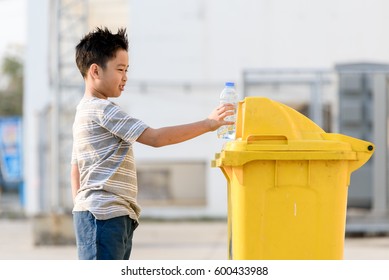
[225,82,235,87]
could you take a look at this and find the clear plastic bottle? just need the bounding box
[217,81,238,140]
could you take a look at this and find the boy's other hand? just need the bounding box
[207,103,236,131]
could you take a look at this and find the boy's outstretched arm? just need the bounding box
[136,103,235,148]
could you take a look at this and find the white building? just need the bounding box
[24,0,389,219]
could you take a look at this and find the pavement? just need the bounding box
[0,218,389,260]
[1,193,389,260]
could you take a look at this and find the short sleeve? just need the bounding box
[100,102,148,144]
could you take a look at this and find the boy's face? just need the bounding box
[95,49,129,99]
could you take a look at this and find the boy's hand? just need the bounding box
[207,103,236,131]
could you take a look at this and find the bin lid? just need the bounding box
[233,97,335,145]
[213,97,374,172]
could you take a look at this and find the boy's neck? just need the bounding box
[84,88,108,100]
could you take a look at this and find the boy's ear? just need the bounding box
[89,63,100,79]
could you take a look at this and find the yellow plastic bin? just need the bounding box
[212,97,374,260]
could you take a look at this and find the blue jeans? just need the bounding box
[73,211,137,260]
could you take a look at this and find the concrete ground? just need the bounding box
[0,218,389,260]
[1,192,389,260]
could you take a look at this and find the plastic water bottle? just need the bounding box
[217,82,238,140]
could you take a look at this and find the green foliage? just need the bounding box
[0,54,24,116]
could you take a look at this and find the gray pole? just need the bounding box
[310,72,323,128]
[372,74,388,214]
[50,0,60,212]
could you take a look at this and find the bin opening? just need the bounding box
[247,135,288,144]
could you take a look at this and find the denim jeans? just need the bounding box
[73,211,137,260]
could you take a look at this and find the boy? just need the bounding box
[71,27,234,260]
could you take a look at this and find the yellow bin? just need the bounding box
[212,97,374,260]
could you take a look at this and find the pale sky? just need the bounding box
[0,0,26,60]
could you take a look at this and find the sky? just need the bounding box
[0,0,26,60]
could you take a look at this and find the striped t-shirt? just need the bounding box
[71,97,148,221]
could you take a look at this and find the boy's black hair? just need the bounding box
[75,27,129,78]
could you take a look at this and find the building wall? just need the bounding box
[129,0,389,82]
[24,0,389,217]
[24,0,51,214]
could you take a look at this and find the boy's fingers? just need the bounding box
[218,103,235,110]
[209,103,236,124]
[219,110,235,123]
